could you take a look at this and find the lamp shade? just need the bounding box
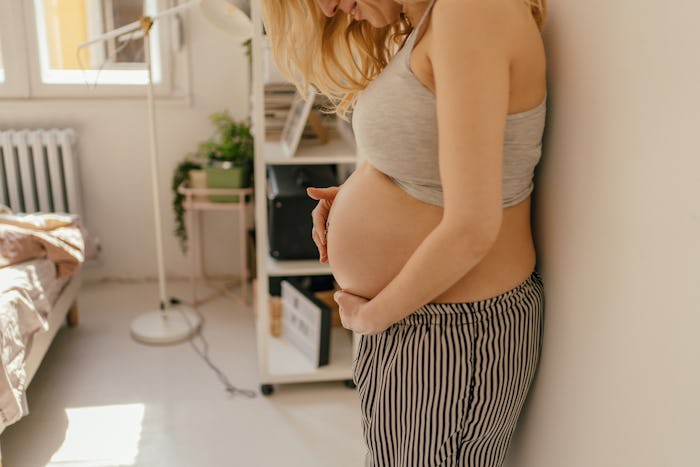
[200,0,252,41]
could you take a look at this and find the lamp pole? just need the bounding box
[78,0,252,344]
[142,17,169,313]
[79,3,204,344]
[131,11,203,344]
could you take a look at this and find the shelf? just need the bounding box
[178,185,253,211]
[264,138,357,165]
[182,201,249,211]
[267,256,332,276]
[178,186,254,196]
[263,327,355,383]
[252,0,359,390]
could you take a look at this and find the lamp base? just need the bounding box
[130,305,201,345]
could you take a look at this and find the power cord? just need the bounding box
[169,297,257,399]
[77,19,257,399]
[72,7,255,396]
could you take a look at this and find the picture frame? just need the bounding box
[280,279,331,368]
[280,86,317,158]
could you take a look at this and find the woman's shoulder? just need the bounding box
[431,0,525,39]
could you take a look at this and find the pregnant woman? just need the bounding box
[262,0,547,465]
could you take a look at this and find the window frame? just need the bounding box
[0,0,190,100]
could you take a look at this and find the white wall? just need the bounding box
[0,11,252,284]
[505,1,700,466]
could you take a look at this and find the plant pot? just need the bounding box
[189,169,209,202]
[204,165,249,202]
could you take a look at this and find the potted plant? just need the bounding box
[171,111,255,254]
[195,111,255,202]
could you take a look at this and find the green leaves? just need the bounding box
[171,159,202,254]
[172,111,255,254]
[197,111,254,165]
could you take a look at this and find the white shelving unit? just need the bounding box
[264,138,357,165]
[267,256,332,276]
[250,0,359,396]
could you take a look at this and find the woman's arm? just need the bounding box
[341,0,514,333]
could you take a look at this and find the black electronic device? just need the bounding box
[267,164,337,259]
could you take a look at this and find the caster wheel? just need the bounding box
[343,379,356,389]
[261,384,275,396]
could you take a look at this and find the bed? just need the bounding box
[0,206,95,464]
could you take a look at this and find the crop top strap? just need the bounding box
[404,0,438,54]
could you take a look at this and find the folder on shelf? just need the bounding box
[280,279,332,368]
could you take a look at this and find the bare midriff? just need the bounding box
[325,161,536,303]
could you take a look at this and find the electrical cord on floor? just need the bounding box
[169,297,257,399]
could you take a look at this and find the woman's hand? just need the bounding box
[307,186,340,263]
[334,290,391,336]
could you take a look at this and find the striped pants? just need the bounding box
[353,270,544,467]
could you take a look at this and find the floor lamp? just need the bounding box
[78,0,252,345]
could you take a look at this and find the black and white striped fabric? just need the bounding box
[353,270,545,467]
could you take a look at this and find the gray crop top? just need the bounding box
[351,0,546,207]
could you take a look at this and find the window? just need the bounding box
[33,0,162,86]
[0,0,185,98]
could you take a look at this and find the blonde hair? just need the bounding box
[261,0,547,120]
[525,0,547,31]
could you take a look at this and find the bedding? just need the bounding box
[0,208,88,279]
[0,206,94,430]
[0,259,70,430]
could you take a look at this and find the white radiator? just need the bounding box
[0,129,83,218]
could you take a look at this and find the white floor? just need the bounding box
[1,279,366,467]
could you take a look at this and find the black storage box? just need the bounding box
[267,165,337,260]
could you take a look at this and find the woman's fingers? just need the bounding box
[307,186,339,201]
[308,186,339,262]
[311,199,330,245]
[312,224,326,250]
[311,217,328,262]
[311,228,327,261]
[308,187,339,239]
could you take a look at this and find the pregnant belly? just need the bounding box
[326,162,443,299]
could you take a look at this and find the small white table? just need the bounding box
[177,183,254,306]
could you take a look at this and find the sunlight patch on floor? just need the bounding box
[48,403,145,466]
